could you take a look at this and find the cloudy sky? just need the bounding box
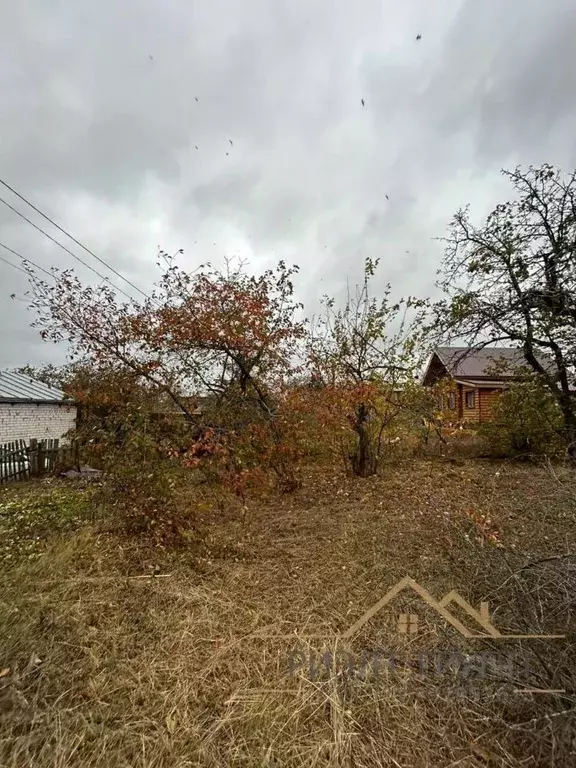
[1,0,575,367]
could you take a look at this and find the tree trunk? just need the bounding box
[557,394,576,463]
[350,403,378,477]
[557,393,576,446]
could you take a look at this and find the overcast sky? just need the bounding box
[1,0,576,367]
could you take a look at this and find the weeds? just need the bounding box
[0,483,95,565]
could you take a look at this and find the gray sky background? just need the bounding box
[1,0,576,367]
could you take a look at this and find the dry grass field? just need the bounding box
[1,459,576,767]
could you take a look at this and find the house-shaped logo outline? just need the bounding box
[341,576,565,640]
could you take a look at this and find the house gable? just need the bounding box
[422,347,528,423]
[421,352,451,387]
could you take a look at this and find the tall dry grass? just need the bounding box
[1,461,575,766]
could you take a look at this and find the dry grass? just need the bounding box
[1,460,576,766]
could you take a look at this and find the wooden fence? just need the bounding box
[0,438,79,484]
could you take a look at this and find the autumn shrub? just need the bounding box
[306,259,430,476]
[56,367,201,540]
[26,256,309,509]
[478,380,564,458]
[99,457,198,542]
[68,370,304,534]
[279,381,400,474]
[273,385,334,465]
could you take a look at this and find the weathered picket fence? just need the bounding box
[0,438,79,484]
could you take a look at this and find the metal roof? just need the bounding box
[434,346,555,378]
[0,370,69,403]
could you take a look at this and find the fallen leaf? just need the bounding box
[165,712,177,734]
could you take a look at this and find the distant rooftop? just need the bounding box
[0,370,69,403]
[433,346,553,379]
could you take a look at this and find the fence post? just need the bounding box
[30,439,38,477]
[51,439,59,474]
[37,441,46,477]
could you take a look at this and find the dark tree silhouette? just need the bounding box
[437,164,576,446]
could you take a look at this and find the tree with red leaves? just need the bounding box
[26,253,306,495]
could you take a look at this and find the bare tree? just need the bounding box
[437,164,576,445]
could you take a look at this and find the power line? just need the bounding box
[0,194,136,301]
[0,253,29,277]
[0,178,152,301]
[0,241,56,280]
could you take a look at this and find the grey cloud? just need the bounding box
[1,0,576,366]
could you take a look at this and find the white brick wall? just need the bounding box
[0,402,77,445]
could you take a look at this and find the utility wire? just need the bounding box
[0,194,136,301]
[0,253,29,277]
[0,178,152,302]
[0,241,56,280]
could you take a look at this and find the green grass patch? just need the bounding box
[0,482,96,565]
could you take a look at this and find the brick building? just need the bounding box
[0,370,77,444]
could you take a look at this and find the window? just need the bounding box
[465,390,475,409]
[448,392,455,410]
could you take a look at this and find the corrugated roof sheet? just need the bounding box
[435,347,554,378]
[0,370,68,402]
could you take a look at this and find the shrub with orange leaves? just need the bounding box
[305,257,430,476]
[24,251,434,528]
[25,255,306,530]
